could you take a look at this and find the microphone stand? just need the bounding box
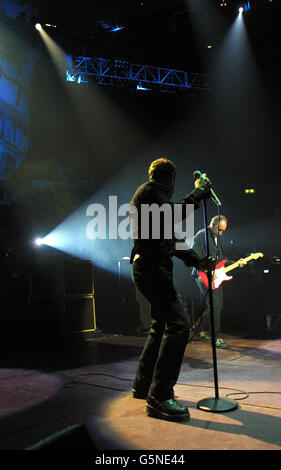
[196,197,238,412]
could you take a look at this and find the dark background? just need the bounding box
[0,0,280,342]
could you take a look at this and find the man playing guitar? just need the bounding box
[191,215,246,349]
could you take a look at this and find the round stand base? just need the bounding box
[197,397,238,413]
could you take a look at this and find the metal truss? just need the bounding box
[65,55,212,93]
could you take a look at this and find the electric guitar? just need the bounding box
[198,252,264,290]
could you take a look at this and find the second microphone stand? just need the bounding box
[196,197,238,413]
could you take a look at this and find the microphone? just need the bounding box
[193,170,222,206]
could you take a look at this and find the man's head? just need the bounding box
[148,158,176,198]
[210,215,228,237]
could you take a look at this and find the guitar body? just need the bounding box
[199,259,233,290]
[213,261,233,289]
[198,252,263,290]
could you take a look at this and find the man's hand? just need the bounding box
[195,173,212,193]
[198,256,216,272]
[237,258,247,267]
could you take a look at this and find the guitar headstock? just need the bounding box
[251,252,264,259]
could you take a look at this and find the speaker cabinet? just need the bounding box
[63,259,94,296]
[54,296,96,334]
[30,262,56,297]
[30,258,96,334]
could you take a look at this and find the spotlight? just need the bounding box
[66,70,75,82]
[136,82,152,91]
[43,234,58,246]
[111,26,124,32]
[35,23,42,30]
[33,234,58,247]
[239,7,244,13]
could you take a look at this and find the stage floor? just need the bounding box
[0,331,280,453]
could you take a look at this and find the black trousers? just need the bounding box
[132,257,190,401]
[195,277,223,334]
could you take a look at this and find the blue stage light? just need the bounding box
[111,26,124,32]
[66,70,75,82]
[137,82,152,91]
[34,234,58,247]
[66,71,83,84]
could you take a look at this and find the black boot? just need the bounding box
[146,396,190,422]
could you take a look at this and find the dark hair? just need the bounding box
[210,215,228,227]
[148,158,176,181]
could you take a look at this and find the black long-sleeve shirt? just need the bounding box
[130,179,207,269]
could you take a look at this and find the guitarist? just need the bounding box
[191,215,246,349]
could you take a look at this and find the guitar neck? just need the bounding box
[224,255,253,273]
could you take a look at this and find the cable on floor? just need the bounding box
[62,373,281,411]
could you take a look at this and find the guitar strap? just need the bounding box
[211,228,220,267]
